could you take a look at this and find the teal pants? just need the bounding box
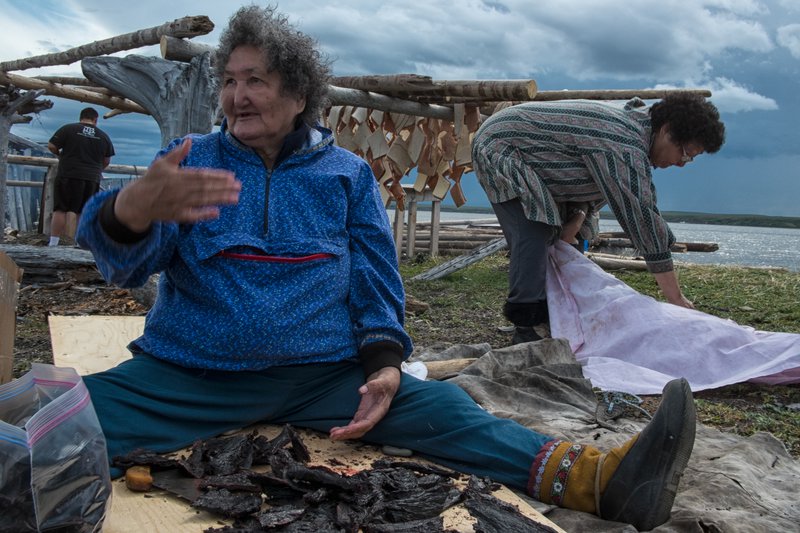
[83,353,552,491]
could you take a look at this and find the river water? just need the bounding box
[394,209,800,272]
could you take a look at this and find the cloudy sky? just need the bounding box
[2,0,799,216]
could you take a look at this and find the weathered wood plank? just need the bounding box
[411,237,508,281]
[0,244,100,284]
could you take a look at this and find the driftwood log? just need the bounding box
[82,54,216,147]
[0,72,147,115]
[327,86,456,121]
[0,245,102,284]
[597,238,689,253]
[160,35,216,64]
[411,237,508,281]
[0,16,214,72]
[424,358,477,380]
[585,252,648,271]
[596,237,717,253]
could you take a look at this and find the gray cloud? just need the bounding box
[702,78,778,112]
[2,0,799,215]
[777,24,800,58]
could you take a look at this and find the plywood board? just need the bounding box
[49,315,143,374]
[49,315,565,533]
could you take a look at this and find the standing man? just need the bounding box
[47,107,115,246]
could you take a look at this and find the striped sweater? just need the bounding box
[472,99,675,273]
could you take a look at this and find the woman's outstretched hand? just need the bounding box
[114,138,241,233]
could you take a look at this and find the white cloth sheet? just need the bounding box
[546,240,800,394]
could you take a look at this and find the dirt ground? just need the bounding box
[6,232,799,458]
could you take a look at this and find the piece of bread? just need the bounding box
[125,465,153,492]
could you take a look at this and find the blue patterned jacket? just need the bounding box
[77,123,412,372]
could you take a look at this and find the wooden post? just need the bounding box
[13,186,25,231]
[41,165,57,235]
[392,203,404,259]
[406,197,418,257]
[430,200,441,258]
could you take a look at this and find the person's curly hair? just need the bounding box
[214,4,331,126]
[650,93,725,153]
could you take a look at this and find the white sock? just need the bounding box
[48,236,60,247]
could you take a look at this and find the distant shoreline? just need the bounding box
[420,205,800,230]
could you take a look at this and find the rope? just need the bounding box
[595,390,652,428]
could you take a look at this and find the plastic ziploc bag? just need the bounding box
[1,364,111,533]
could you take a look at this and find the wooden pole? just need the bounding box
[327,86,454,121]
[430,201,441,258]
[532,88,712,101]
[7,155,147,235]
[33,76,94,86]
[0,72,148,115]
[330,74,434,92]
[160,35,216,63]
[0,15,214,72]
[389,80,537,101]
[38,166,56,234]
[8,155,148,177]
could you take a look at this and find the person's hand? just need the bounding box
[653,271,695,309]
[560,208,586,244]
[329,366,401,441]
[667,293,695,309]
[114,138,241,233]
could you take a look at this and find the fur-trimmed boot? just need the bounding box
[528,378,696,530]
[504,301,548,345]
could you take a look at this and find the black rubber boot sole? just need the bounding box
[599,377,696,530]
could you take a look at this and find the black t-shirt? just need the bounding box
[49,122,115,182]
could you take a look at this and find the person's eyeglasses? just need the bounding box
[680,145,694,164]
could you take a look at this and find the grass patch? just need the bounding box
[614,265,800,333]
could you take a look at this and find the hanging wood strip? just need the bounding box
[324,98,481,210]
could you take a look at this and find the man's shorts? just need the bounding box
[53,177,100,213]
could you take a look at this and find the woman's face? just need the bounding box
[650,125,703,169]
[220,45,306,154]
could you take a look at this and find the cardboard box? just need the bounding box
[0,251,23,384]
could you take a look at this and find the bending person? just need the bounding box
[472,96,725,344]
[76,6,697,530]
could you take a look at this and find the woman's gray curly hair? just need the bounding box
[215,4,331,126]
